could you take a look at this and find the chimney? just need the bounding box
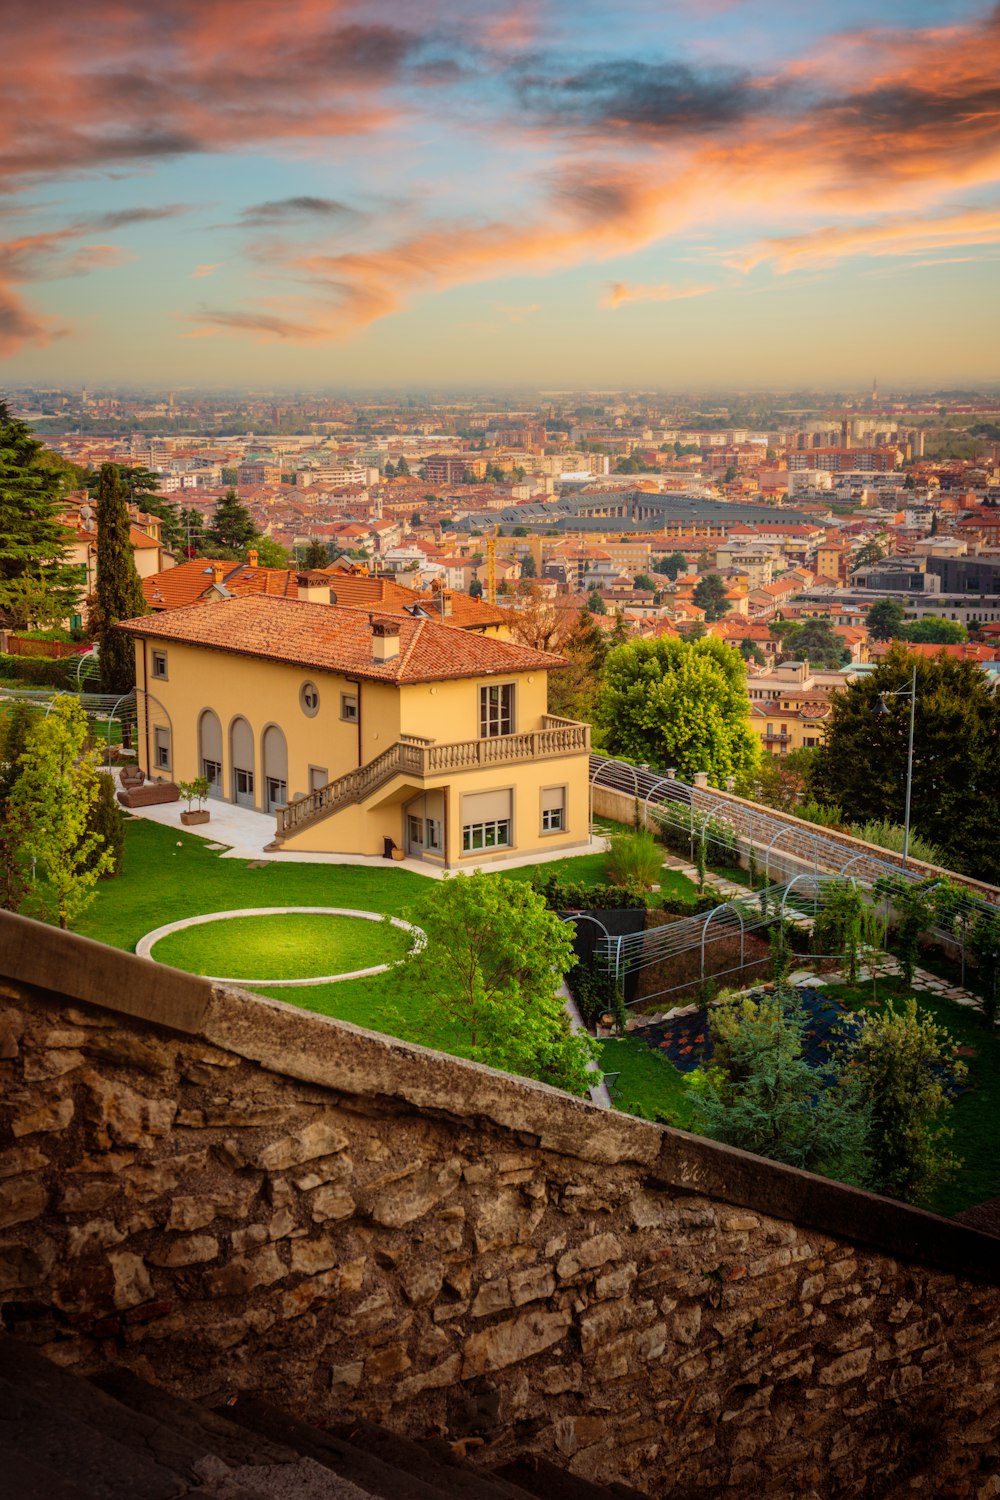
[440,589,453,617]
[295,571,333,605]
[370,615,401,663]
[212,563,225,585]
[247,548,259,567]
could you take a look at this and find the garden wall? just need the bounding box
[592,781,1000,903]
[1,910,999,1498]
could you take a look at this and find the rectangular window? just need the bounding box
[151,650,168,680]
[154,726,170,771]
[341,693,358,722]
[541,786,566,833]
[462,818,512,852]
[203,758,222,795]
[408,815,424,846]
[426,817,442,851]
[309,766,328,793]
[479,682,514,738]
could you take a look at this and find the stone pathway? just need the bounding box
[660,853,747,901]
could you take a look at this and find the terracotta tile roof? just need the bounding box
[117,595,563,685]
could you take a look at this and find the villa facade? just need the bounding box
[118,595,591,867]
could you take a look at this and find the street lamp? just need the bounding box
[874,662,918,867]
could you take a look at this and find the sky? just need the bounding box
[1,0,999,391]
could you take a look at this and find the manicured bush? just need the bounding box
[0,653,75,688]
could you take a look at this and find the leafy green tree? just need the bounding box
[520,552,537,579]
[249,536,290,568]
[854,541,886,569]
[208,489,259,554]
[302,539,330,569]
[653,551,688,580]
[866,599,905,641]
[9,698,114,928]
[139,494,185,553]
[84,771,125,877]
[393,872,596,1095]
[899,616,967,644]
[692,573,730,622]
[809,647,1000,881]
[547,608,607,723]
[633,572,656,592]
[596,635,760,784]
[685,989,870,1183]
[586,589,607,615]
[93,463,148,694]
[0,700,39,807]
[811,879,884,983]
[468,577,483,599]
[740,638,766,666]
[395,457,410,477]
[851,998,965,1204]
[0,401,80,630]
[771,616,848,668]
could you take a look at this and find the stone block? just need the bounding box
[67,1220,126,1258]
[109,1250,154,1309]
[510,1264,556,1307]
[394,1354,461,1399]
[147,1235,219,1267]
[557,1233,622,1281]
[203,1244,286,1298]
[364,1342,411,1383]
[11,1092,74,1137]
[462,1308,572,1378]
[310,1186,356,1223]
[0,1174,47,1229]
[369,1160,462,1229]
[471,1277,513,1318]
[817,1347,872,1386]
[252,1119,349,1171]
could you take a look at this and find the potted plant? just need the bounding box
[179,775,211,826]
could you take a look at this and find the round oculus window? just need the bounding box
[300,681,320,716]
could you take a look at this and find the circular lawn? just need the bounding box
[138,906,420,986]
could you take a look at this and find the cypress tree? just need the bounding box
[0,400,80,630]
[94,463,147,693]
[85,772,126,877]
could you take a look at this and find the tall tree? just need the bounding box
[94,463,147,693]
[393,872,595,1096]
[9,697,114,928]
[692,573,731,621]
[302,538,330,569]
[596,634,760,784]
[653,550,688,580]
[808,646,1000,881]
[851,998,965,1205]
[0,401,80,630]
[208,489,259,554]
[899,617,967,644]
[866,598,905,641]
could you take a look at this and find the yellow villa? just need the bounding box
[118,596,591,867]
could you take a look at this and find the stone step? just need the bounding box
[494,1454,647,1499]
[218,1396,457,1500]
[325,1418,530,1500]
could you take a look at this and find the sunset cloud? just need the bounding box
[0,0,998,364]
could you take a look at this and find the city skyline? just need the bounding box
[2,0,999,389]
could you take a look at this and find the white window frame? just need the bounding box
[479,682,514,738]
[462,818,512,852]
[151,649,168,681]
[341,692,359,722]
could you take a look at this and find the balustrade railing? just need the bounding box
[277,719,589,836]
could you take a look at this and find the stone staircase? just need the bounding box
[0,1339,648,1500]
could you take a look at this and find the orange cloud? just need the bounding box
[731,208,1000,275]
[602,280,715,308]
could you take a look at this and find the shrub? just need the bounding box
[0,653,75,688]
[605,829,663,890]
[850,819,947,868]
[84,773,125,877]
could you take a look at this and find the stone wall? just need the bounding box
[1,910,999,1498]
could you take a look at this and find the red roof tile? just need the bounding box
[117,596,563,685]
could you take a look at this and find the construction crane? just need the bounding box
[485,524,498,605]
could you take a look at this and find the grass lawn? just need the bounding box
[73,819,680,1056]
[149,911,413,981]
[599,1036,696,1130]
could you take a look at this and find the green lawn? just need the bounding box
[599,1036,696,1129]
[149,911,413,981]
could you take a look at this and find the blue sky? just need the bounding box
[1,0,998,389]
